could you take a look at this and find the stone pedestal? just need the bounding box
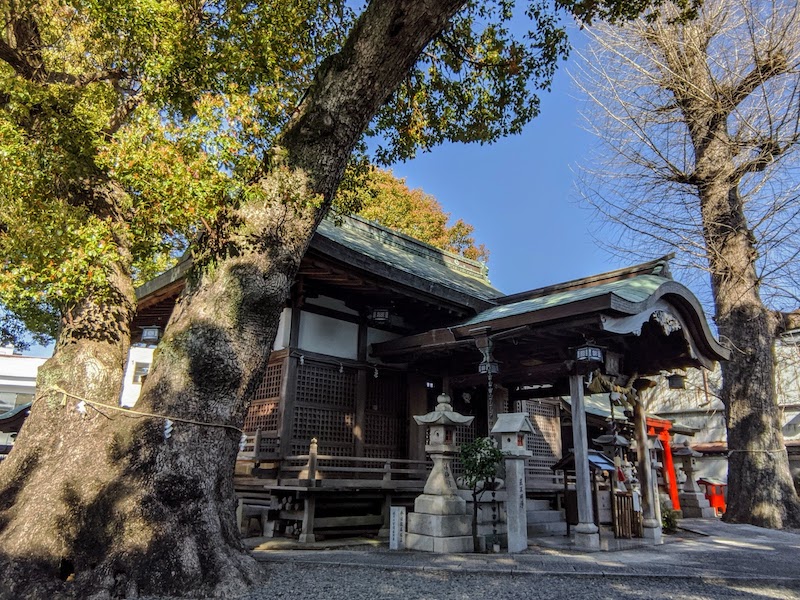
[407,397,475,553]
[573,523,601,550]
[405,454,473,552]
[679,492,717,518]
[641,517,663,543]
[503,456,529,552]
[491,413,536,553]
[633,399,663,545]
[569,375,601,550]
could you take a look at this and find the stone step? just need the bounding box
[526,509,564,523]
[528,499,552,511]
[527,520,568,536]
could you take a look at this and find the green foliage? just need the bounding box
[0,1,349,340]
[0,0,666,345]
[661,501,679,533]
[336,167,488,261]
[461,437,504,493]
[369,0,682,163]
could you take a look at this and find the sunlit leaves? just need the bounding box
[336,167,488,262]
[0,1,353,341]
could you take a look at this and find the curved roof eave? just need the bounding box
[628,279,730,364]
[374,274,729,367]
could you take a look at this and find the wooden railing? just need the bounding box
[524,464,565,490]
[238,430,280,461]
[279,439,429,488]
[238,435,430,489]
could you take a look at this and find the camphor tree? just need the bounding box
[1,1,671,597]
[574,0,800,527]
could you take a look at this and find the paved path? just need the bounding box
[244,520,800,599]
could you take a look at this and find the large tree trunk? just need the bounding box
[662,21,800,528]
[0,255,140,598]
[2,1,466,597]
[700,176,800,528]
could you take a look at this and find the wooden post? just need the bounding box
[569,374,600,550]
[253,429,263,465]
[354,316,368,457]
[278,301,302,459]
[379,492,393,539]
[634,399,662,543]
[407,374,428,462]
[306,438,318,484]
[299,495,316,543]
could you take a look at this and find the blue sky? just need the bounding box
[390,36,625,295]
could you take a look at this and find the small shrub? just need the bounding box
[661,502,679,534]
[461,437,503,552]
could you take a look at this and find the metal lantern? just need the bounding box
[478,359,499,375]
[141,325,162,343]
[371,307,390,323]
[575,343,604,363]
[667,373,686,389]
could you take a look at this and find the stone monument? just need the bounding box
[406,394,475,553]
[674,441,716,518]
[491,413,534,553]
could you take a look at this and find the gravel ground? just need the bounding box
[240,563,800,600]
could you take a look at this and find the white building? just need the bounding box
[0,348,47,446]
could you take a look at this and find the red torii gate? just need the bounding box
[647,416,680,511]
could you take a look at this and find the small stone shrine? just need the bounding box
[406,394,475,553]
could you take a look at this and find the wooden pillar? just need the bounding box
[407,373,428,462]
[299,495,316,543]
[354,317,368,457]
[569,374,600,549]
[278,303,302,459]
[634,400,662,543]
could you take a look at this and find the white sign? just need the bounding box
[389,506,406,550]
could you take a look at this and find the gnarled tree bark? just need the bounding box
[0,1,467,597]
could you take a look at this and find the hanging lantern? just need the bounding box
[141,325,162,343]
[371,308,390,323]
[667,373,686,389]
[575,343,604,364]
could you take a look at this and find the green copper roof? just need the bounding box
[316,216,501,302]
[459,274,669,327]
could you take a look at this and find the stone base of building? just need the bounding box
[641,523,663,544]
[573,530,600,550]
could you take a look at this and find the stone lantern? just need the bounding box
[673,441,716,518]
[405,393,475,553]
[491,413,534,552]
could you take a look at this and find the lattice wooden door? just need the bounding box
[517,399,563,490]
[293,360,357,456]
[365,372,407,458]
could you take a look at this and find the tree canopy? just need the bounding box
[0,0,685,345]
[336,166,488,261]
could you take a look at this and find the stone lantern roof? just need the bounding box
[413,394,474,427]
[490,413,534,435]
